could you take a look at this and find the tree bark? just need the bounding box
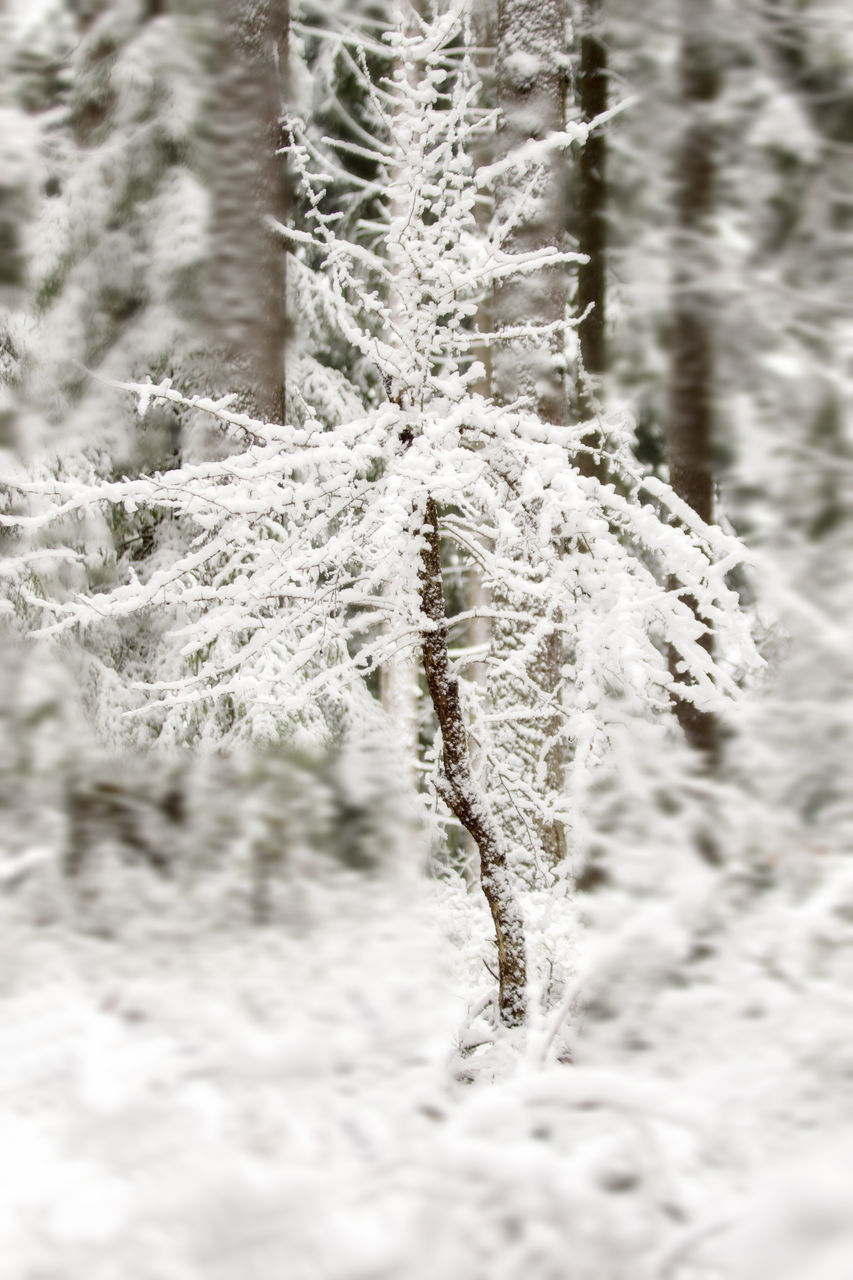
[575,0,607,432]
[667,0,719,763]
[206,0,288,423]
[419,497,527,1027]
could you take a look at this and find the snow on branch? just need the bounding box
[4,2,759,779]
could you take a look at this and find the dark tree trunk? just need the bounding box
[667,0,719,764]
[575,0,607,428]
[206,0,288,423]
[419,497,527,1027]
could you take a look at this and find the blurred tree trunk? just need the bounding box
[667,0,719,765]
[494,0,568,423]
[494,0,569,869]
[206,0,288,423]
[575,0,607,432]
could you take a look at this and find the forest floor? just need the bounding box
[2,863,853,1279]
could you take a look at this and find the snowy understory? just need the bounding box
[3,858,853,1280]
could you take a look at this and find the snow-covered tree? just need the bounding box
[3,1,757,1024]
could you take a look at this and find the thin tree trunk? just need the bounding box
[419,497,527,1027]
[0,4,31,449]
[575,0,607,434]
[667,0,719,764]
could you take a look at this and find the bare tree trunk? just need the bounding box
[575,0,607,433]
[667,0,719,764]
[206,0,288,423]
[419,497,527,1027]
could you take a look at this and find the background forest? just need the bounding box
[1,0,853,1276]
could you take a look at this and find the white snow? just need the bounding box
[3,858,853,1279]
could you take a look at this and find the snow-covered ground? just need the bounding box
[2,863,853,1279]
